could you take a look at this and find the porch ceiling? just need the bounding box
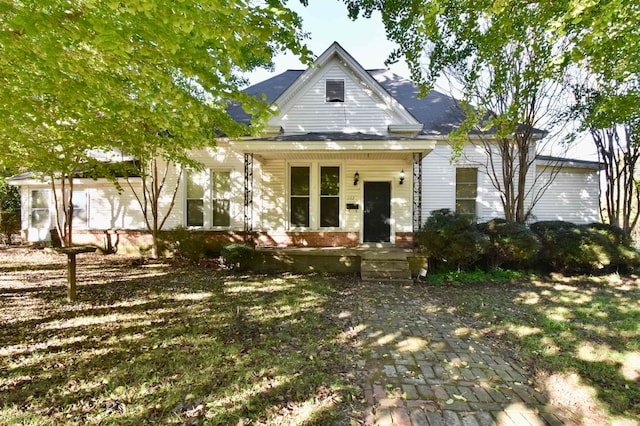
[229,139,436,160]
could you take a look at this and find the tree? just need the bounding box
[0,0,311,252]
[0,165,21,245]
[343,0,571,223]
[565,1,640,234]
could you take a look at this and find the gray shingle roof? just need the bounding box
[228,69,468,136]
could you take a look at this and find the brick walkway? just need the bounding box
[355,282,566,426]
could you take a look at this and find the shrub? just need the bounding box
[0,210,20,245]
[477,219,540,269]
[221,243,255,271]
[579,223,640,272]
[161,227,225,263]
[530,221,639,273]
[415,209,488,272]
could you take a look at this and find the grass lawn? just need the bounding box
[0,249,363,425]
[425,270,640,422]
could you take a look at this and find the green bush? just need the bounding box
[415,209,489,272]
[221,243,255,271]
[477,219,540,269]
[530,221,639,273]
[0,211,20,245]
[161,227,225,263]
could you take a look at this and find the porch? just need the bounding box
[253,245,426,283]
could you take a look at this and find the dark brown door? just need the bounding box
[363,182,391,242]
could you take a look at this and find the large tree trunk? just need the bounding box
[593,125,640,234]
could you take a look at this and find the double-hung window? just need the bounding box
[455,168,478,219]
[289,165,341,229]
[67,189,87,227]
[320,166,340,227]
[186,171,207,227]
[290,166,310,227]
[211,171,231,227]
[186,170,232,228]
[31,189,50,228]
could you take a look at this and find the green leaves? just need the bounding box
[0,0,311,176]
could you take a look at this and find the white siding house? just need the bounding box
[10,42,601,252]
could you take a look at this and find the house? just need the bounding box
[9,42,601,268]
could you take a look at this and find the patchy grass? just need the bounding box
[426,272,640,422]
[0,249,363,425]
[423,268,527,286]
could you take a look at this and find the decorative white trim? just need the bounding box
[271,42,421,128]
[230,139,436,154]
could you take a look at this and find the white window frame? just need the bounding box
[318,164,341,229]
[455,167,478,219]
[64,189,88,228]
[185,169,233,229]
[30,189,51,229]
[289,164,312,229]
[186,170,207,227]
[325,79,345,103]
[210,170,231,228]
[287,162,342,230]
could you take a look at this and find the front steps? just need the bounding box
[360,250,413,284]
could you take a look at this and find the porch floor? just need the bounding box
[255,244,416,257]
[255,245,420,283]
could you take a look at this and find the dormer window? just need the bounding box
[326,79,344,102]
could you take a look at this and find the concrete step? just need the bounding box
[360,251,411,261]
[361,258,412,282]
[361,259,410,270]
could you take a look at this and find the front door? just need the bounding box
[363,182,391,243]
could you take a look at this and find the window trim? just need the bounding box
[319,165,341,228]
[185,169,233,229]
[30,189,51,229]
[65,189,88,228]
[287,163,343,231]
[455,167,478,219]
[210,170,231,228]
[185,170,207,227]
[325,79,345,103]
[289,165,311,229]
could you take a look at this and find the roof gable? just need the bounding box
[266,42,422,135]
[228,43,470,136]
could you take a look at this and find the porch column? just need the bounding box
[243,153,254,232]
[412,153,423,231]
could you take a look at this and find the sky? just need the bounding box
[243,1,410,85]
[243,1,597,161]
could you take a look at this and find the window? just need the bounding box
[456,168,478,218]
[211,171,230,227]
[31,189,50,228]
[186,171,206,227]
[67,189,87,227]
[290,166,310,227]
[187,170,232,228]
[320,166,340,227]
[326,79,344,102]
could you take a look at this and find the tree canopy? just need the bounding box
[344,0,640,225]
[0,0,312,245]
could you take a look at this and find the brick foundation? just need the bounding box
[394,232,416,248]
[70,229,416,252]
[256,231,360,248]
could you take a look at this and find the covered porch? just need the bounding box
[232,133,434,249]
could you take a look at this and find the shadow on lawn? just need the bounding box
[428,275,640,422]
[0,257,362,424]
